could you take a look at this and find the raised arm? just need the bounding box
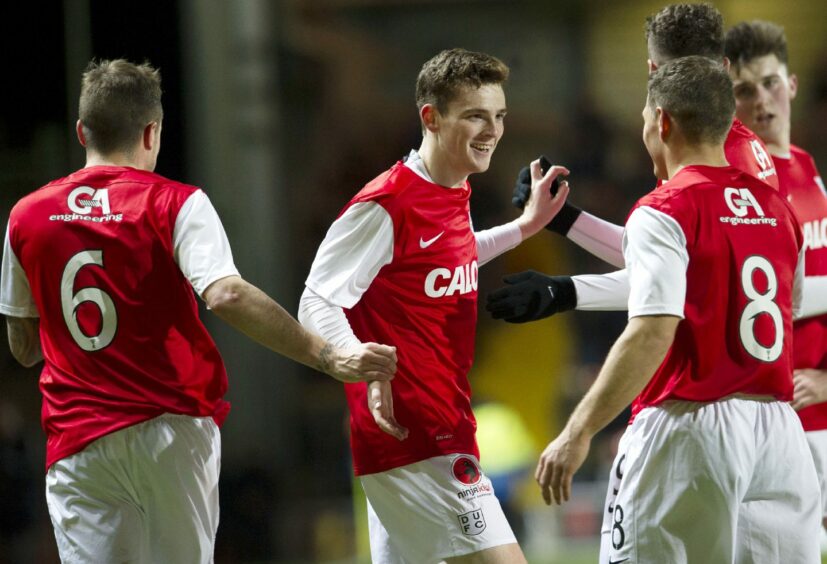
[512,161,628,268]
[475,159,570,266]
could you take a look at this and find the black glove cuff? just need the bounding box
[553,276,578,313]
[546,202,582,236]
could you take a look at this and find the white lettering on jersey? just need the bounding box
[68,186,111,215]
[424,261,478,298]
[724,187,765,217]
[750,140,776,180]
[50,187,122,222]
[802,218,827,251]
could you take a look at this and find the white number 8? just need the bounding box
[739,256,783,362]
[60,250,118,351]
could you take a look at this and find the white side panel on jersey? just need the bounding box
[624,206,688,319]
[568,212,626,268]
[172,190,240,297]
[0,223,39,317]
[573,269,630,311]
[305,202,394,309]
[797,275,827,320]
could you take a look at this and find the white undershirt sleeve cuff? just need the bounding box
[572,269,630,311]
[567,212,626,268]
[298,287,361,348]
[0,222,38,318]
[173,190,240,298]
[475,221,522,266]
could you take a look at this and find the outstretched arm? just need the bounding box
[486,269,630,323]
[205,276,396,384]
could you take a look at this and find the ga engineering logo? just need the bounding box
[720,187,777,227]
[50,186,123,223]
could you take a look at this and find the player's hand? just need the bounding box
[535,428,591,505]
[792,369,827,411]
[326,342,397,384]
[515,158,571,239]
[368,380,409,441]
[513,155,582,236]
[486,270,577,323]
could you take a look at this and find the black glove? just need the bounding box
[486,270,577,323]
[513,155,582,236]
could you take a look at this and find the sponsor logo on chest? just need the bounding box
[803,217,827,251]
[424,260,478,298]
[50,186,123,223]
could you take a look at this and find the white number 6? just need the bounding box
[739,256,783,362]
[60,250,118,351]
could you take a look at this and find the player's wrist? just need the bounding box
[548,276,577,314]
[546,202,582,236]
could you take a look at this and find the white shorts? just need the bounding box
[360,454,517,563]
[46,413,221,564]
[598,398,821,564]
[806,429,827,520]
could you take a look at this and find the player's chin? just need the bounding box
[469,152,494,173]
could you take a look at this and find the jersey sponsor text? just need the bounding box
[424,260,478,298]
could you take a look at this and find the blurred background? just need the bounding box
[1,1,826,562]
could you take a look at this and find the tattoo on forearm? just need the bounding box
[317,343,334,373]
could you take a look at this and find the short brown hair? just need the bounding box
[725,21,788,73]
[648,55,734,144]
[645,3,724,63]
[415,48,509,113]
[79,59,163,155]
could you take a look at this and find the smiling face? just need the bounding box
[428,83,506,184]
[730,54,797,154]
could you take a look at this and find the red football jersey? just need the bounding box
[630,166,802,418]
[656,120,778,190]
[726,118,779,190]
[6,166,230,468]
[343,163,479,475]
[779,146,827,431]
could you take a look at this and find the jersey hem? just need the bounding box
[352,443,480,476]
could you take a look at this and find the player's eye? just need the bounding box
[734,84,756,99]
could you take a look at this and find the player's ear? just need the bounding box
[420,104,439,133]
[657,108,671,141]
[76,120,87,147]
[142,121,158,151]
[788,73,798,101]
